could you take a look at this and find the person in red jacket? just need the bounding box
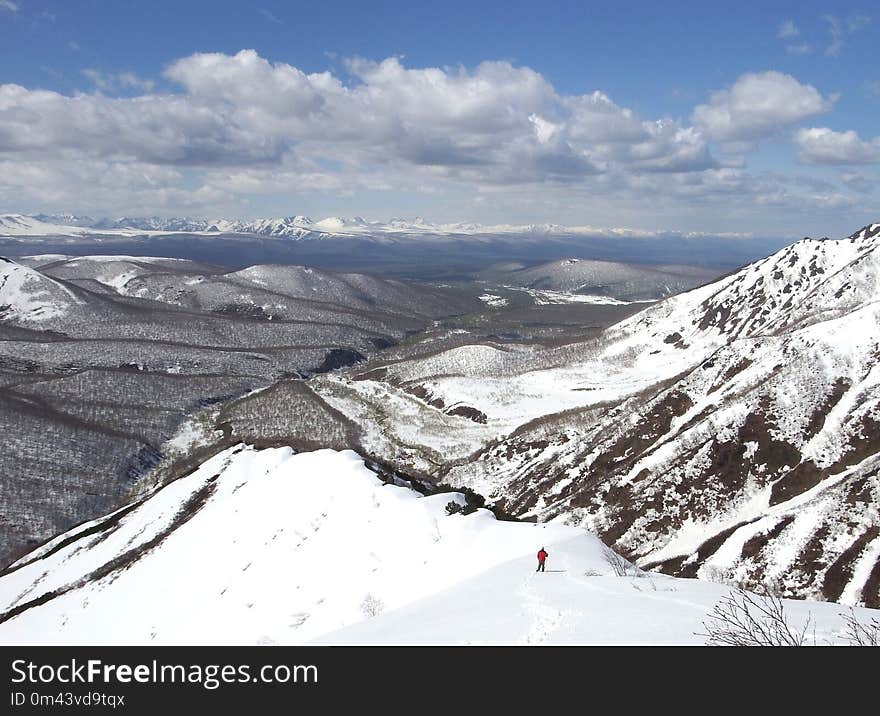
[536,547,549,572]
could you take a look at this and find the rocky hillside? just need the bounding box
[308,223,880,606]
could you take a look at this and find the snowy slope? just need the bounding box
[0,214,93,237]
[0,445,873,646]
[307,223,880,605]
[0,214,148,238]
[312,537,862,646]
[0,256,84,321]
[28,255,204,292]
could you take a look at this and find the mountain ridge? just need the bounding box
[305,222,880,606]
[1,444,873,645]
[4,212,763,241]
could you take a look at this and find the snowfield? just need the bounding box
[0,445,874,646]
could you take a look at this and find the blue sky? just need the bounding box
[0,0,878,236]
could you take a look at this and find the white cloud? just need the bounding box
[0,1,18,12]
[0,49,867,225]
[161,51,711,178]
[692,71,834,142]
[795,127,880,165]
[824,14,871,57]
[777,20,799,39]
[82,69,156,93]
[564,91,647,143]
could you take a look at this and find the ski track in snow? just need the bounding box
[518,571,564,645]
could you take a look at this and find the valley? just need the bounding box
[1,219,878,646]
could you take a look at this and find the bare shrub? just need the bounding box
[841,609,880,646]
[700,589,813,646]
[701,565,727,583]
[602,545,639,577]
[360,594,385,619]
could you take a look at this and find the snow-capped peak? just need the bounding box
[611,225,880,352]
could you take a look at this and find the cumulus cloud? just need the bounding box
[0,50,717,187]
[0,49,864,222]
[0,82,285,166]
[795,127,880,164]
[564,91,647,143]
[0,1,18,12]
[692,71,834,142]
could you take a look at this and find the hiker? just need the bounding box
[536,547,549,572]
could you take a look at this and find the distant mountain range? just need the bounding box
[0,213,759,241]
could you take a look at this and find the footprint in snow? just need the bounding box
[518,573,564,645]
[289,613,310,629]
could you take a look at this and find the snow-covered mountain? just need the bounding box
[0,214,95,237]
[0,214,322,239]
[307,223,880,606]
[0,445,872,645]
[0,212,759,241]
[17,254,478,321]
[480,257,718,301]
[0,256,86,321]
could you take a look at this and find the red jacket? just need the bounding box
[537,549,548,562]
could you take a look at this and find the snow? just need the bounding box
[512,287,634,305]
[162,415,222,457]
[0,445,874,646]
[303,225,880,603]
[0,215,146,238]
[0,214,92,237]
[61,255,191,263]
[841,537,880,604]
[478,293,508,307]
[315,228,880,467]
[1,212,761,241]
[312,544,843,646]
[0,258,81,321]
